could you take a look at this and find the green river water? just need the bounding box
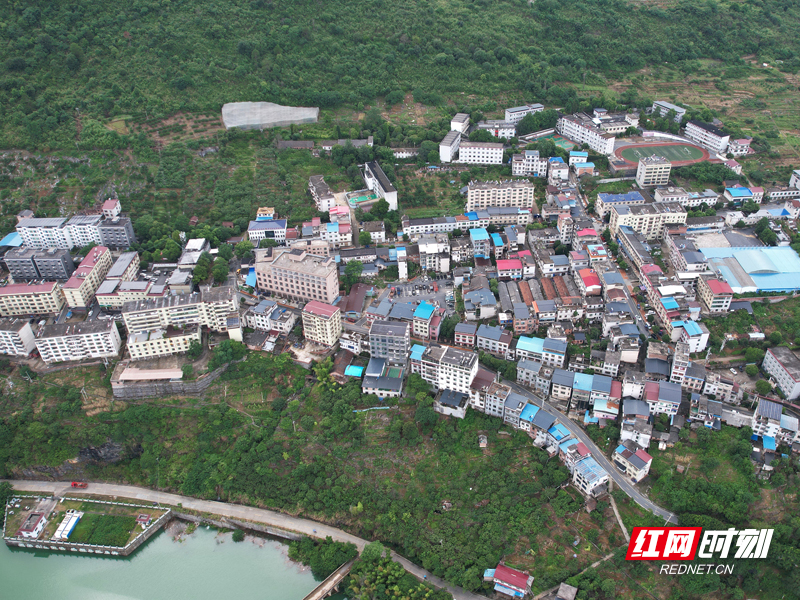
[0,525,345,600]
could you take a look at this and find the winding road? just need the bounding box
[3,479,486,600]
[503,381,678,524]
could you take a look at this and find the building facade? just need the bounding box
[255,250,339,304]
[466,180,535,211]
[635,155,671,187]
[0,282,65,317]
[458,141,504,165]
[301,301,342,346]
[62,246,113,309]
[35,320,122,364]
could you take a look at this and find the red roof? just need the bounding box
[610,380,622,399]
[64,247,110,289]
[641,264,663,275]
[635,449,653,464]
[102,199,119,210]
[303,301,339,318]
[706,279,732,295]
[576,228,597,237]
[497,259,522,271]
[494,564,529,590]
[578,269,601,288]
[644,381,659,401]
[517,250,532,257]
[0,281,58,295]
[576,442,590,456]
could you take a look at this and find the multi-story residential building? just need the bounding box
[289,238,331,257]
[410,344,479,395]
[702,371,739,404]
[362,221,386,244]
[3,248,38,282]
[247,219,288,244]
[511,150,549,177]
[243,299,297,334]
[647,381,682,416]
[35,320,122,364]
[674,320,710,353]
[97,216,137,249]
[439,131,462,163]
[556,113,615,155]
[458,141,504,165]
[95,280,167,310]
[547,158,569,185]
[418,233,451,273]
[609,202,687,241]
[485,381,512,418]
[65,215,103,248]
[450,113,470,134]
[763,347,800,400]
[727,138,752,157]
[503,392,528,428]
[505,103,544,124]
[301,301,342,346]
[62,246,113,309]
[466,180,535,211]
[363,161,398,210]
[595,191,647,219]
[572,457,609,497]
[106,252,140,281]
[697,276,733,314]
[102,198,122,219]
[412,301,436,340]
[0,318,36,356]
[497,259,523,281]
[670,341,690,385]
[476,324,513,358]
[454,322,477,348]
[309,175,336,212]
[551,368,574,406]
[751,398,782,439]
[651,100,686,122]
[684,120,730,154]
[128,325,202,360]
[476,120,515,138]
[635,155,671,187]
[122,287,239,335]
[369,320,410,363]
[255,250,339,304]
[612,442,653,483]
[0,281,65,317]
[16,217,71,249]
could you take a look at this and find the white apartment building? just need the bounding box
[654,187,691,207]
[35,320,122,364]
[751,398,782,439]
[309,175,336,212]
[247,219,288,244]
[440,131,461,163]
[476,120,516,138]
[63,246,113,309]
[466,180,535,210]
[301,301,342,346]
[609,202,687,241]
[763,347,800,400]
[16,218,71,249]
[684,120,730,154]
[363,161,398,211]
[450,113,470,134]
[255,249,339,304]
[410,344,479,395]
[511,150,548,177]
[128,325,201,360]
[635,155,671,188]
[0,281,65,317]
[106,252,140,281]
[458,141,503,165]
[96,280,166,310]
[122,287,239,335]
[505,103,544,124]
[66,215,103,248]
[556,114,615,155]
[243,299,297,334]
[0,318,36,356]
[651,100,686,123]
[727,138,752,157]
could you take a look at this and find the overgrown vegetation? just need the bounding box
[288,536,359,580]
[68,514,137,547]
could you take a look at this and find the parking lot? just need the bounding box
[391,275,456,317]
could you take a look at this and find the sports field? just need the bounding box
[537,133,575,150]
[617,142,708,166]
[386,366,402,379]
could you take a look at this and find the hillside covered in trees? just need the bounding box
[2,0,800,148]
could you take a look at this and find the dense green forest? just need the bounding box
[1,0,800,149]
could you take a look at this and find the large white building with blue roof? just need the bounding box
[701,246,800,293]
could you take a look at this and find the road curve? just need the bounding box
[4,479,486,600]
[503,381,678,525]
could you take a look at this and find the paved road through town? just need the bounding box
[502,382,678,524]
[4,480,486,600]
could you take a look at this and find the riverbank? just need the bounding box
[4,480,486,600]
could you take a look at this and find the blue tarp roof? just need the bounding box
[0,232,22,247]
[674,320,702,336]
[245,267,256,288]
[548,423,570,441]
[490,233,503,247]
[726,187,752,198]
[763,436,776,451]
[520,404,540,423]
[470,228,489,241]
[574,162,595,168]
[661,297,680,310]
[560,438,579,452]
[573,372,594,391]
[345,366,364,377]
[465,212,479,221]
[410,344,426,361]
[570,151,589,157]
[414,301,435,320]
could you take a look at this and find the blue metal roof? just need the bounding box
[548,423,570,441]
[520,404,540,423]
[410,344,425,361]
[560,438,579,452]
[414,301,435,320]
[573,372,594,391]
[245,267,256,287]
[0,232,22,247]
[470,228,489,241]
[574,162,594,168]
[597,191,644,204]
[763,436,776,451]
[490,233,503,247]
[465,212,479,221]
[726,187,753,198]
[516,336,544,355]
[570,151,589,157]
[673,320,702,336]
[660,297,679,310]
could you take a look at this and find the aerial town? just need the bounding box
[3,97,800,599]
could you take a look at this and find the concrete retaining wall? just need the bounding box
[173,512,304,541]
[111,360,239,400]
